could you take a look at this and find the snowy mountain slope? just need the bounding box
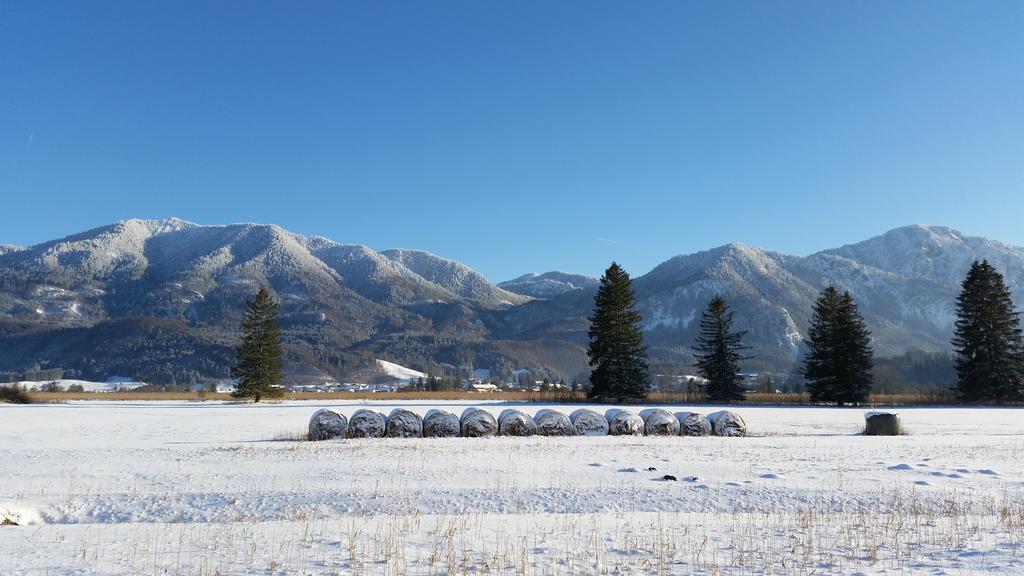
[306,241,454,305]
[498,271,599,298]
[0,219,521,318]
[823,225,1024,283]
[375,359,426,382]
[381,249,530,307]
[2,221,1023,381]
[2,218,197,282]
[0,219,538,383]
[786,225,1024,353]
[500,226,1024,368]
[634,243,816,361]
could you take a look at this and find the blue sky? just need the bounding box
[2,2,1022,281]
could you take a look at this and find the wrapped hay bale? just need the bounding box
[461,408,497,437]
[386,408,423,438]
[422,409,460,438]
[346,409,386,438]
[498,409,537,436]
[707,411,746,437]
[308,408,348,441]
[642,409,680,436]
[534,409,574,436]
[675,412,712,437]
[571,409,609,436]
[607,409,645,436]
[865,411,902,436]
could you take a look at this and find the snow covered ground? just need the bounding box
[1,401,1023,574]
[375,359,427,383]
[13,378,148,393]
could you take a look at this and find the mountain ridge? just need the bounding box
[1,220,1021,386]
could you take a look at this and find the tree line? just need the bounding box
[229,259,1023,405]
[585,259,1024,405]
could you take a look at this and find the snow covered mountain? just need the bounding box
[502,226,1024,369]
[375,359,427,383]
[380,249,529,307]
[1,220,1021,383]
[498,272,599,298]
[0,218,524,322]
[0,219,536,384]
[633,243,814,363]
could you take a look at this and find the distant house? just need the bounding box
[470,382,499,393]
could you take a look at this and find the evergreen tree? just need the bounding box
[231,287,285,402]
[587,262,648,400]
[952,260,1024,401]
[802,286,873,405]
[693,295,751,402]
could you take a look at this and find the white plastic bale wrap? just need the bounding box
[308,409,347,440]
[346,409,386,438]
[675,412,712,436]
[570,409,609,436]
[385,408,423,438]
[460,408,497,437]
[498,409,537,436]
[642,409,680,436]
[422,409,460,437]
[534,409,575,436]
[707,410,747,437]
[607,409,645,436]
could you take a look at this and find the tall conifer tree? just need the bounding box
[587,262,648,400]
[952,260,1024,401]
[693,295,751,402]
[232,287,285,402]
[802,286,873,405]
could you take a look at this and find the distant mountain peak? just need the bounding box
[498,271,598,298]
[112,217,198,235]
[875,224,966,245]
[381,248,530,306]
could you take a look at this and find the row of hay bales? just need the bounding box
[309,407,747,440]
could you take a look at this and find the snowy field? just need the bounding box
[2,401,1024,575]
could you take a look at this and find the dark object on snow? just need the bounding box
[676,412,712,436]
[461,408,497,437]
[1,518,19,526]
[498,409,537,436]
[534,409,575,436]
[642,409,680,436]
[864,412,903,436]
[386,408,423,438]
[422,409,460,437]
[662,475,677,481]
[607,409,645,436]
[308,408,348,440]
[346,409,386,438]
[646,466,657,471]
[707,411,747,437]
[570,409,609,436]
